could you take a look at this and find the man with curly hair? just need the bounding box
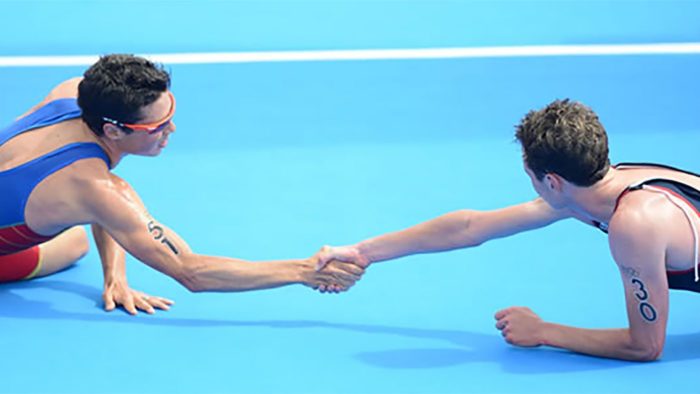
[316,99,700,361]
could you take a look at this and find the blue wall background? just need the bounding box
[1,1,698,152]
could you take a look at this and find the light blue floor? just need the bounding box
[2,1,699,54]
[2,134,700,393]
[1,1,699,393]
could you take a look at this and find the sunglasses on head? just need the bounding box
[102,91,176,135]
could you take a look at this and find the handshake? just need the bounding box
[304,245,371,294]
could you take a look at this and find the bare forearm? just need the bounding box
[177,255,311,292]
[92,224,127,283]
[356,210,478,263]
[354,200,568,264]
[542,323,660,361]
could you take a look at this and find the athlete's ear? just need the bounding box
[102,123,127,140]
[544,173,564,192]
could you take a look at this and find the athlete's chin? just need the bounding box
[135,147,164,157]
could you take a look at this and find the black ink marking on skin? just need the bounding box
[639,303,657,322]
[148,221,164,240]
[147,220,180,255]
[631,277,657,323]
[161,237,180,255]
[631,278,648,301]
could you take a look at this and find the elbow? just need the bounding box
[635,345,663,362]
[178,276,205,293]
[178,276,206,293]
[171,259,206,293]
[628,337,664,362]
[457,209,484,247]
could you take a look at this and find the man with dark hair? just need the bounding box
[315,99,700,361]
[0,54,362,315]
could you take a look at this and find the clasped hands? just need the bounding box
[307,245,370,293]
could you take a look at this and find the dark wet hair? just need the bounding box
[77,54,171,136]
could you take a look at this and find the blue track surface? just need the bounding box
[0,1,699,393]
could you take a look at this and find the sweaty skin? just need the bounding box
[1,78,363,314]
[315,163,700,361]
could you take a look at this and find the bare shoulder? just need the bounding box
[34,77,83,105]
[49,77,83,99]
[526,197,573,222]
[500,197,574,228]
[46,77,83,101]
[470,197,572,241]
[611,191,676,234]
[16,77,83,120]
[608,191,672,258]
[70,162,141,214]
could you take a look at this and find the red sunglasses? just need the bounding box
[102,91,176,135]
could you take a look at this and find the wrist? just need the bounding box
[539,322,558,347]
[354,242,373,266]
[103,273,127,287]
[101,260,126,285]
[293,259,314,285]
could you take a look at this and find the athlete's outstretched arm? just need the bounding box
[315,198,571,269]
[494,202,669,361]
[83,175,363,293]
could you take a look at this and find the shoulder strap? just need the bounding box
[0,98,81,146]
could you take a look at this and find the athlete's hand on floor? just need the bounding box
[103,279,174,315]
[494,306,546,347]
[313,245,370,271]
